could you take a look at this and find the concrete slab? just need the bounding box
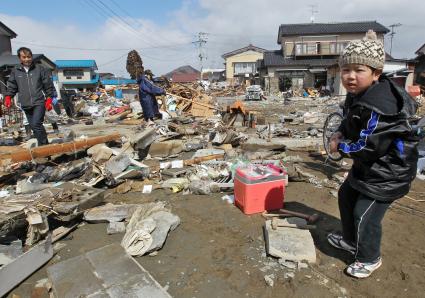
[84,203,137,223]
[52,183,105,222]
[0,236,53,297]
[107,222,126,234]
[105,154,132,175]
[241,137,321,151]
[148,140,184,158]
[130,128,157,150]
[47,254,106,298]
[47,243,171,298]
[264,220,316,264]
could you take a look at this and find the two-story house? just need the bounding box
[222,44,266,85]
[258,21,389,95]
[54,60,99,91]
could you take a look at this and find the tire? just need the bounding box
[323,112,344,161]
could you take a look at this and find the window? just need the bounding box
[66,76,71,80]
[77,76,82,79]
[234,62,256,75]
[63,69,84,77]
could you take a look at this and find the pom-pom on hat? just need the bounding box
[339,30,385,69]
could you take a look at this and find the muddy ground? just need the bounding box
[6,97,425,297]
[8,150,425,298]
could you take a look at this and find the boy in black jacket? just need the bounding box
[328,30,418,278]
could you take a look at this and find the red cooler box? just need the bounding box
[234,164,285,215]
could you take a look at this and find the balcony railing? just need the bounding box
[293,42,348,57]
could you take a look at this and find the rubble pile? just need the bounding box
[0,73,358,296]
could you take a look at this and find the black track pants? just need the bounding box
[338,180,391,263]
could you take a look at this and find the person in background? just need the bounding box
[0,71,7,129]
[59,85,75,120]
[3,47,56,146]
[137,67,165,126]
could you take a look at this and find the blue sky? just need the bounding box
[1,0,185,27]
[1,0,424,76]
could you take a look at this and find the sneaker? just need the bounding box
[327,233,356,255]
[146,119,156,127]
[346,257,382,278]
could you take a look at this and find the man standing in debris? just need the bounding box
[327,31,419,278]
[137,67,165,126]
[3,47,56,146]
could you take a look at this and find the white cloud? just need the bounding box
[2,0,424,75]
[1,13,195,76]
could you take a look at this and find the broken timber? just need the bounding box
[166,92,223,112]
[0,133,121,163]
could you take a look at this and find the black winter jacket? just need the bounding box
[338,75,418,202]
[5,63,55,108]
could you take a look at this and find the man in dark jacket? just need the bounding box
[327,31,418,278]
[137,67,165,127]
[3,47,55,145]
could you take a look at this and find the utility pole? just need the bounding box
[389,23,402,56]
[193,32,208,75]
[309,4,318,23]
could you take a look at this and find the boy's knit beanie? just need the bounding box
[339,30,385,69]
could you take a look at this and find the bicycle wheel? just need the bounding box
[323,112,344,161]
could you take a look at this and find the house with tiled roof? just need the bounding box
[222,44,266,84]
[257,21,390,95]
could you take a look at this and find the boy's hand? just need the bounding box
[329,132,343,153]
[4,96,12,108]
[45,97,53,111]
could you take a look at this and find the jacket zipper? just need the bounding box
[26,69,33,105]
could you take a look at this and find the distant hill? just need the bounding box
[163,65,200,79]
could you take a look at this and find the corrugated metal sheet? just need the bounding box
[101,79,136,85]
[55,60,98,69]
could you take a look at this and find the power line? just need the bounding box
[81,0,156,48]
[105,0,194,53]
[95,0,147,38]
[13,40,192,52]
[95,0,188,51]
[82,0,192,53]
[98,50,197,69]
[98,52,128,67]
[198,32,276,38]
